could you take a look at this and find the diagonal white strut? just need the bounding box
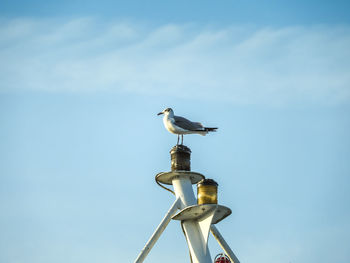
[134,198,181,263]
[210,225,240,263]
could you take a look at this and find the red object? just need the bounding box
[214,253,231,263]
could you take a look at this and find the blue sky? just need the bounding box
[2,0,350,25]
[1,1,350,263]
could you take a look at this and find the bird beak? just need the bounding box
[157,112,164,116]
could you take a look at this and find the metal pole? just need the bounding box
[172,177,196,208]
[173,176,213,263]
[168,145,213,263]
[210,225,240,263]
[134,198,181,263]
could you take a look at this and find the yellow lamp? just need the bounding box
[197,179,218,205]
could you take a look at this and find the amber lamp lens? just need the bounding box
[197,179,218,205]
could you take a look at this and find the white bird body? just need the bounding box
[158,108,217,144]
[162,114,207,135]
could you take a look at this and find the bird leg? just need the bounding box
[177,135,180,145]
[181,135,184,145]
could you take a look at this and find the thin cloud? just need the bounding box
[1,18,349,105]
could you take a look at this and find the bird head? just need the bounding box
[157,108,173,116]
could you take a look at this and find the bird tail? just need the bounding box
[204,127,218,132]
[193,127,218,136]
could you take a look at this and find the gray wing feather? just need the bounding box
[174,116,204,131]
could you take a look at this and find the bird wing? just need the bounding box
[174,116,204,131]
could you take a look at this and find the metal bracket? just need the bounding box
[156,171,205,185]
[172,204,232,224]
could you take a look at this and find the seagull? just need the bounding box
[157,108,218,145]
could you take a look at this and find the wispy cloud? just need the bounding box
[1,17,349,105]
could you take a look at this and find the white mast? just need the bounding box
[134,145,240,263]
